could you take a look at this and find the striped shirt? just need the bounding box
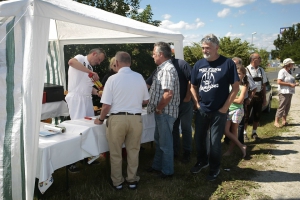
[147,59,180,118]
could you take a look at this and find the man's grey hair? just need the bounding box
[201,33,219,46]
[89,48,106,57]
[232,57,243,65]
[154,42,172,59]
[115,51,131,65]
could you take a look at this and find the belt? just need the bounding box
[110,112,141,115]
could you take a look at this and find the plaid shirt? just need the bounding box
[147,59,180,118]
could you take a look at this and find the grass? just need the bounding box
[35,92,288,200]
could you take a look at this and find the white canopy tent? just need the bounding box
[0,0,184,199]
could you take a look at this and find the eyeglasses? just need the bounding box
[201,36,219,46]
[254,57,261,60]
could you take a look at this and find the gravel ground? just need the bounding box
[246,85,300,200]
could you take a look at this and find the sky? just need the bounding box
[139,0,300,52]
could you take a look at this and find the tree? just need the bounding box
[272,23,300,63]
[131,5,161,26]
[73,0,140,17]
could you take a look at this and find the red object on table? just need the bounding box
[42,92,46,104]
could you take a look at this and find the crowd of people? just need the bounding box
[64,34,298,189]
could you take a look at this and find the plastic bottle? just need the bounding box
[88,73,103,90]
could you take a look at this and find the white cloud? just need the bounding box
[238,10,247,15]
[241,23,245,26]
[217,8,231,18]
[212,0,256,7]
[183,34,203,46]
[137,8,144,13]
[160,17,205,31]
[270,0,300,4]
[225,32,244,38]
[162,14,171,20]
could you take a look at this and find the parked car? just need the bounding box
[295,73,300,81]
[262,78,273,113]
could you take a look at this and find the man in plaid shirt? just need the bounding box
[147,42,180,178]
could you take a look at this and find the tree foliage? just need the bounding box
[272,23,300,63]
[73,0,140,17]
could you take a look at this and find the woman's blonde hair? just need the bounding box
[109,57,116,70]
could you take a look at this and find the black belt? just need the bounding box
[111,112,141,115]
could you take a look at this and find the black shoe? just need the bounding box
[157,172,173,179]
[190,162,209,174]
[113,183,123,190]
[251,133,260,141]
[146,167,160,173]
[206,169,220,181]
[68,164,80,173]
[181,151,191,164]
[127,181,138,190]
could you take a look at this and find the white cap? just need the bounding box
[283,58,295,66]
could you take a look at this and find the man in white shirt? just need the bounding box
[95,51,149,190]
[66,48,105,120]
[244,53,267,140]
[65,48,105,172]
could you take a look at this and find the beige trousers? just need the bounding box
[276,93,293,118]
[106,115,143,186]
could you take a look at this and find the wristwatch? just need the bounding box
[98,118,105,122]
[155,108,162,114]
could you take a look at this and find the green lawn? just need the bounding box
[35,98,285,200]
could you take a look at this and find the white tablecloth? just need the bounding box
[41,101,69,120]
[36,109,155,183]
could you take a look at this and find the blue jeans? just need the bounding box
[194,108,227,172]
[173,100,193,155]
[152,113,176,175]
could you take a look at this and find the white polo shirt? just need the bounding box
[101,67,149,114]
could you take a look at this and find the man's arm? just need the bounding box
[69,58,99,80]
[94,104,111,125]
[155,89,173,113]
[219,81,239,113]
[183,81,192,102]
[190,84,200,109]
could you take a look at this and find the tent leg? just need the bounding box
[66,166,69,191]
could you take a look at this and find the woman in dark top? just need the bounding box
[101,57,117,86]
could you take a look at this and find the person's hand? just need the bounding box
[245,98,251,105]
[92,72,99,81]
[262,97,267,107]
[94,118,103,125]
[97,90,103,97]
[194,103,200,110]
[218,107,227,114]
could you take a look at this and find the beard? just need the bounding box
[203,53,211,60]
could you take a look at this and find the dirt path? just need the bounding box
[246,86,300,199]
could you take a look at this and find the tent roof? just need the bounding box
[42,0,184,45]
